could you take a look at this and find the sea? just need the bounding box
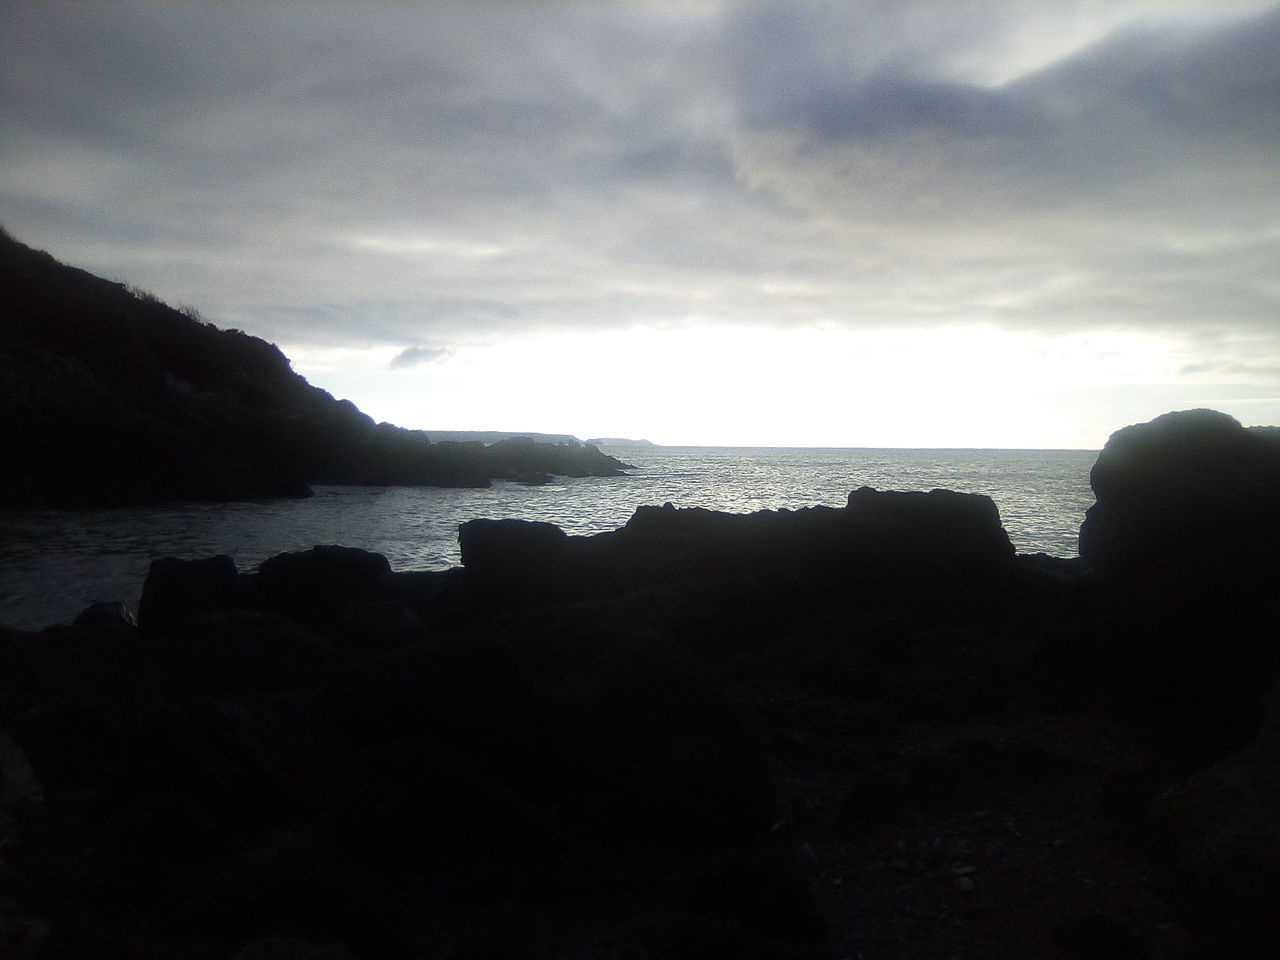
[0,445,1098,631]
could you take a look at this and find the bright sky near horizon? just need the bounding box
[3,1,1278,449]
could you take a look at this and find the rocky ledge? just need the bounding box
[1,409,1279,959]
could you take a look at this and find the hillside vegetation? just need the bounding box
[0,228,626,508]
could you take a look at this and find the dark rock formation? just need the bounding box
[138,554,241,635]
[4,413,1280,958]
[1080,409,1280,752]
[251,545,392,636]
[1080,408,1280,592]
[458,488,1017,621]
[1146,680,1280,959]
[845,486,1015,567]
[482,435,635,479]
[1071,410,1280,959]
[1,531,820,958]
[0,229,629,508]
[458,517,570,576]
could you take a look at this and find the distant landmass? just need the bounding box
[586,437,657,447]
[422,430,581,445]
[0,227,629,508]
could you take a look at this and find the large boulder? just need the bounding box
[1080,408,1280,592]
[251,545,392,637]
[457,518,570,607]
[457,517,568,573]
[1079,409,1280,745]
[845,486,1014,566]
[137,554,240,635]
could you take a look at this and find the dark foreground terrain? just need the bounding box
[2,408,1279,959]
[0,227,627,508]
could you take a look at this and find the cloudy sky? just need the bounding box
[3,1,1278,448]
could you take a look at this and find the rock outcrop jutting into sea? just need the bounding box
[2,409,1278,959]
[0,228,628,508]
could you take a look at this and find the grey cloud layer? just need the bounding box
[390,346,455,371]
[1,1,1276,366]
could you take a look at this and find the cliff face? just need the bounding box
[0,230,626,508]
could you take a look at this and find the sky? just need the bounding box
[2,1,1278,449]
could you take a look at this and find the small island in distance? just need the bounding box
[585,437,658,447]
[420,430,582,446]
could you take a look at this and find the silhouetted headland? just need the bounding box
[0,228,628,509]
[586,436,658,447]
[419,429,581,445]
[3,408,1279,958]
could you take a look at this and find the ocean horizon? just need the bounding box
[0,444,1098,631]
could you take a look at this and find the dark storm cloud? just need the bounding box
[712,2,1279,367]
[725,2,1280,212]
[0,0,1276,375]
[389,346,454,371]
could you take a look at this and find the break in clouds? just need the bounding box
[1,0,1278,394]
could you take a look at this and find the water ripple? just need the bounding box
[0,447,1096,629]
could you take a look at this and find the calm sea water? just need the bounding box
[0,446,1098,630]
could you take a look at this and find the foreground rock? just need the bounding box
[1077,410,1280,960]
[1147,681,1280,958]
[2,414,1279,958]
[1082,409,1280,753]
[458,487,1017,619]
[1081,407,1280,593]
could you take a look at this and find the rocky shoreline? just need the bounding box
[2,409,1279,959]
[0,229,630,509]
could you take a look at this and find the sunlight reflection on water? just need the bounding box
[0,446,1097,630]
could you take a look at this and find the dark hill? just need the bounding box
[0,228,627,508]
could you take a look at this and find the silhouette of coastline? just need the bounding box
[586,436,658,447]
[0,228,628,509]
[2,409,1279,958]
